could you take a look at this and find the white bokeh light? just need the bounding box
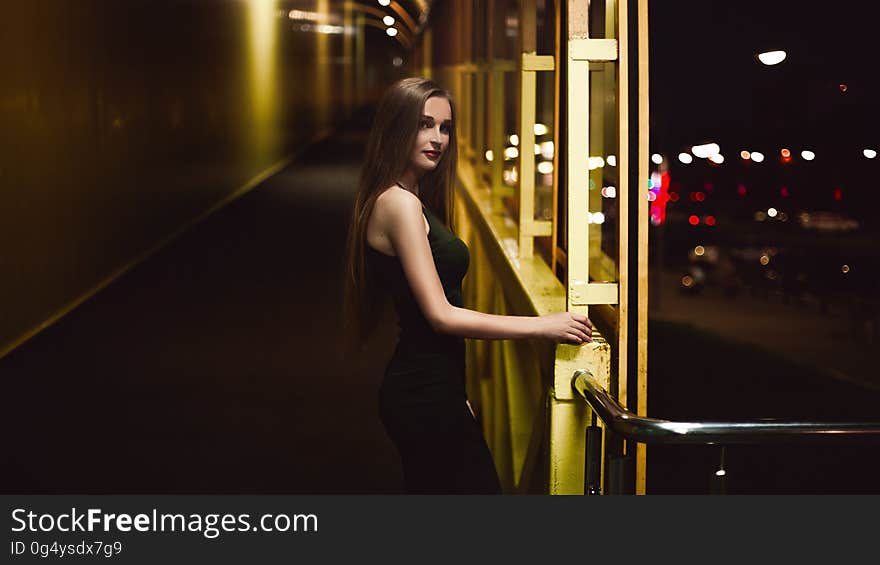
[757,50,787,65]
[692,143,720,159]
[678,152,693,164]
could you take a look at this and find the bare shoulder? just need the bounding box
[367,187,428,255]
[375,186,423,219]
[373,186,425,232]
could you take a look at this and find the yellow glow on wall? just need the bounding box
[248,0,280,159]
[316,0,331,127]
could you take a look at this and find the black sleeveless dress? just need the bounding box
[366,204,502,494]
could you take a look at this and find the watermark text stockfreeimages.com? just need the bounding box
[11,507,318,539]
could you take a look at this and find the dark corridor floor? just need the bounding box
[1,108,403,494]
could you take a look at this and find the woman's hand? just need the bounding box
[534,312,593,345]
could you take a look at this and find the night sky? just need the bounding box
[650,1,878,190]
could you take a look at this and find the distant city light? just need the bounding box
[709,154,725,164]
[651,153,663,165]
[694,245,705,256]
[383,15,395,26]
[678,153,693,164]
[751,151,765,163]
[705,215,717,226]
[688,215,700,226]
[682,275,695,288]
[864,149,877,159]
[692,142,720,159]
[378,0,391,6]
[716,470,727,477]
[842,264,850,274]
[740,150,751,160]
[780,148,791,158]
[601,186,617,198]
[534,144,541,155]
[647,191,657,202]
[588,156,605,170]
[392,56,403,67]
[839,83,848,93]
[537,161,554,174]
[504,146,519,160]
[587,212,606,225]
[606,155,617,167]
[755,210,767,221]
[540,141,554,159]
[386,27,398,36]
[508,134,519,146]
[757,50,787,65]
[760,254,770,266]
[534,123,549,136]
[767,207,778,218]
[485,150,494,162]
[801,150,815,161]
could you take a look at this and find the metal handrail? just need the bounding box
[572,370,880,445]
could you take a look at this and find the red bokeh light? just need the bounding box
[737,184,747,196]
[705,215,717,226]
[669,192,679,202]
[834,188,843,201]
[780,186,790,197]
[688,215,700,226]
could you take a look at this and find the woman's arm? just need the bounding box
[378,188,591,344]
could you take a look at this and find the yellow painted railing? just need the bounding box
[423,0,648,494]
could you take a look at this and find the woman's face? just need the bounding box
[408,96,452,175]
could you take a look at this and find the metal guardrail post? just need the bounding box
[584,418,603,495]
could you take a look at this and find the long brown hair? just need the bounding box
[343,77,458,351]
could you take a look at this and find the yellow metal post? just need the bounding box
[518,0,537,258]
[343,0,353,117]
[422,28,432,79]
[355,12,365,107]
[635,0,650,497]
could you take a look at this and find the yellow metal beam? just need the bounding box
[569,281,619,305]
[519,220,552,237]
[522,54,555,71]
[569,38,619,61]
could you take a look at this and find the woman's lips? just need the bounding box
[423,150,441,160]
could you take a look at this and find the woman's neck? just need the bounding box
[397,169,421,196]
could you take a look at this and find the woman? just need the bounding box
[344,77,592,494]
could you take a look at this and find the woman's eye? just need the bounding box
[420,121,431,129]
[440,125,451,134]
